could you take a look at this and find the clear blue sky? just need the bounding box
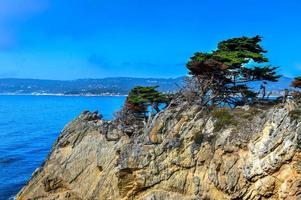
[0,0,300,80]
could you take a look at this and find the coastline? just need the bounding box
[0,93,128,97]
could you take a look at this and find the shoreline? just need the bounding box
[0,93,128,97]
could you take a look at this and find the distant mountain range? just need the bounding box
[0,76,293,96]
[0,77,184,95]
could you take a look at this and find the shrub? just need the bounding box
[289,109,301,121]
[211,108,237,132]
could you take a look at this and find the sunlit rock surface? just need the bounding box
[16,101,301,200]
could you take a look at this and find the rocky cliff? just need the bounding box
[16,100,301,200]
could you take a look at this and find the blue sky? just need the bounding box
[0,0,300,80]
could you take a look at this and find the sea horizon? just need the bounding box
[0,93,128,97]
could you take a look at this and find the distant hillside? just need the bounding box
[0,77,184,95]
[248,76,293,92]
[0,76,293,95]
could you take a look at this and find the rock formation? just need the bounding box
[16,100,301,200]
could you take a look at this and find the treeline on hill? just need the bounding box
[115,35,301,131]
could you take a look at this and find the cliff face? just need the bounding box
[16,100,301,200]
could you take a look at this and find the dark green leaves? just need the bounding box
[125,86,169,115]
[127,86,168,104]
[187,35,271,76]
[185,35,281,106]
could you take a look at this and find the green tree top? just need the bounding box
[185,35,281,106]
[127,86,168,104]
[125,86,169,115]
[187,36,266,73]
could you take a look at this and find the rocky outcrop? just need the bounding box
[16,100,301,200]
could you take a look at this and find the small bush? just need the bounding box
[211,108,237,132]
[237,107,260,120]
[289,109,301,121]
[292,92,301,104]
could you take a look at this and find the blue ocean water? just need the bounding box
[0,95,126,200]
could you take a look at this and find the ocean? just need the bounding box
[0,95,126,200]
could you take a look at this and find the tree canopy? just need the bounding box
[125,86,170,117]
[186,35,281,106]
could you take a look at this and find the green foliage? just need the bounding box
[289,109,301,121]
[217,35,268,63]
[294,77,301,81]
[211,108,237,132]
[242,66,280,82]
[127,86,168,104]
[239,107,260,120]
[186,35,281,107]
[125,86,170,117]
[187,35,271,74]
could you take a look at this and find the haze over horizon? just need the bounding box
[0,0,301,80]
[0,76,185,81]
